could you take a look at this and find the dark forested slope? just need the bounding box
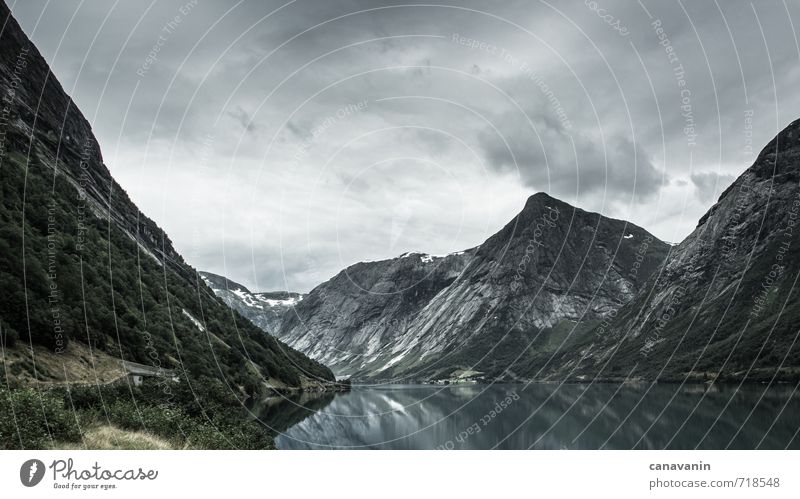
[0,0,333,395]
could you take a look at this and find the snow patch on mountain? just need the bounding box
[257,294,303,307]
[198,271,305,335]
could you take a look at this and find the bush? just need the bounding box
[0,388,82,449]
[60,381,274,449]
[0,379,274,449]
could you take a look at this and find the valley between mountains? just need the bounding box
[1,0,799,452]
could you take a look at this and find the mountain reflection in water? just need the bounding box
[255,383,800,450]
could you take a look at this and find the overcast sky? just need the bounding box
[10,0,800,292]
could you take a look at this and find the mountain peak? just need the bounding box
[751,117,800,176]
[715,116,800,204]
[524,191,560,207]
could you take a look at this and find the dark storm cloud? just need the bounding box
[8,0,800,291]
[478,108,666,203]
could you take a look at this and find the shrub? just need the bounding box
[0,388,82,449]
[1,380,274,449]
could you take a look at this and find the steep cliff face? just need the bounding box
[199,271,304,334]
[278,193,670,380]
[546,119,800,381]
[0,1,333,392]
[373,193,671,381]
[278,251,475,377]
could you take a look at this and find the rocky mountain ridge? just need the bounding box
[275,193,671,381]
[543,118,800,382]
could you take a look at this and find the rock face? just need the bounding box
[278,251,475,377]
[0,1,333,392]
[199,271,304,334]
[279,194,670,380]
[546,118,800,382]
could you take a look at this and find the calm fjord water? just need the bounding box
[259,383,800,450]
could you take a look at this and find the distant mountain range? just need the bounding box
[199,271,304,334]
[275,193,670,381]
[209,194,671,380]
[208,120,800,384]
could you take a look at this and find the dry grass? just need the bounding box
[1,342,126,385]
[54,425,175,450]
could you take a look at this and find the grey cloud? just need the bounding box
[479,110,666,203]
[9,0,800,292]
